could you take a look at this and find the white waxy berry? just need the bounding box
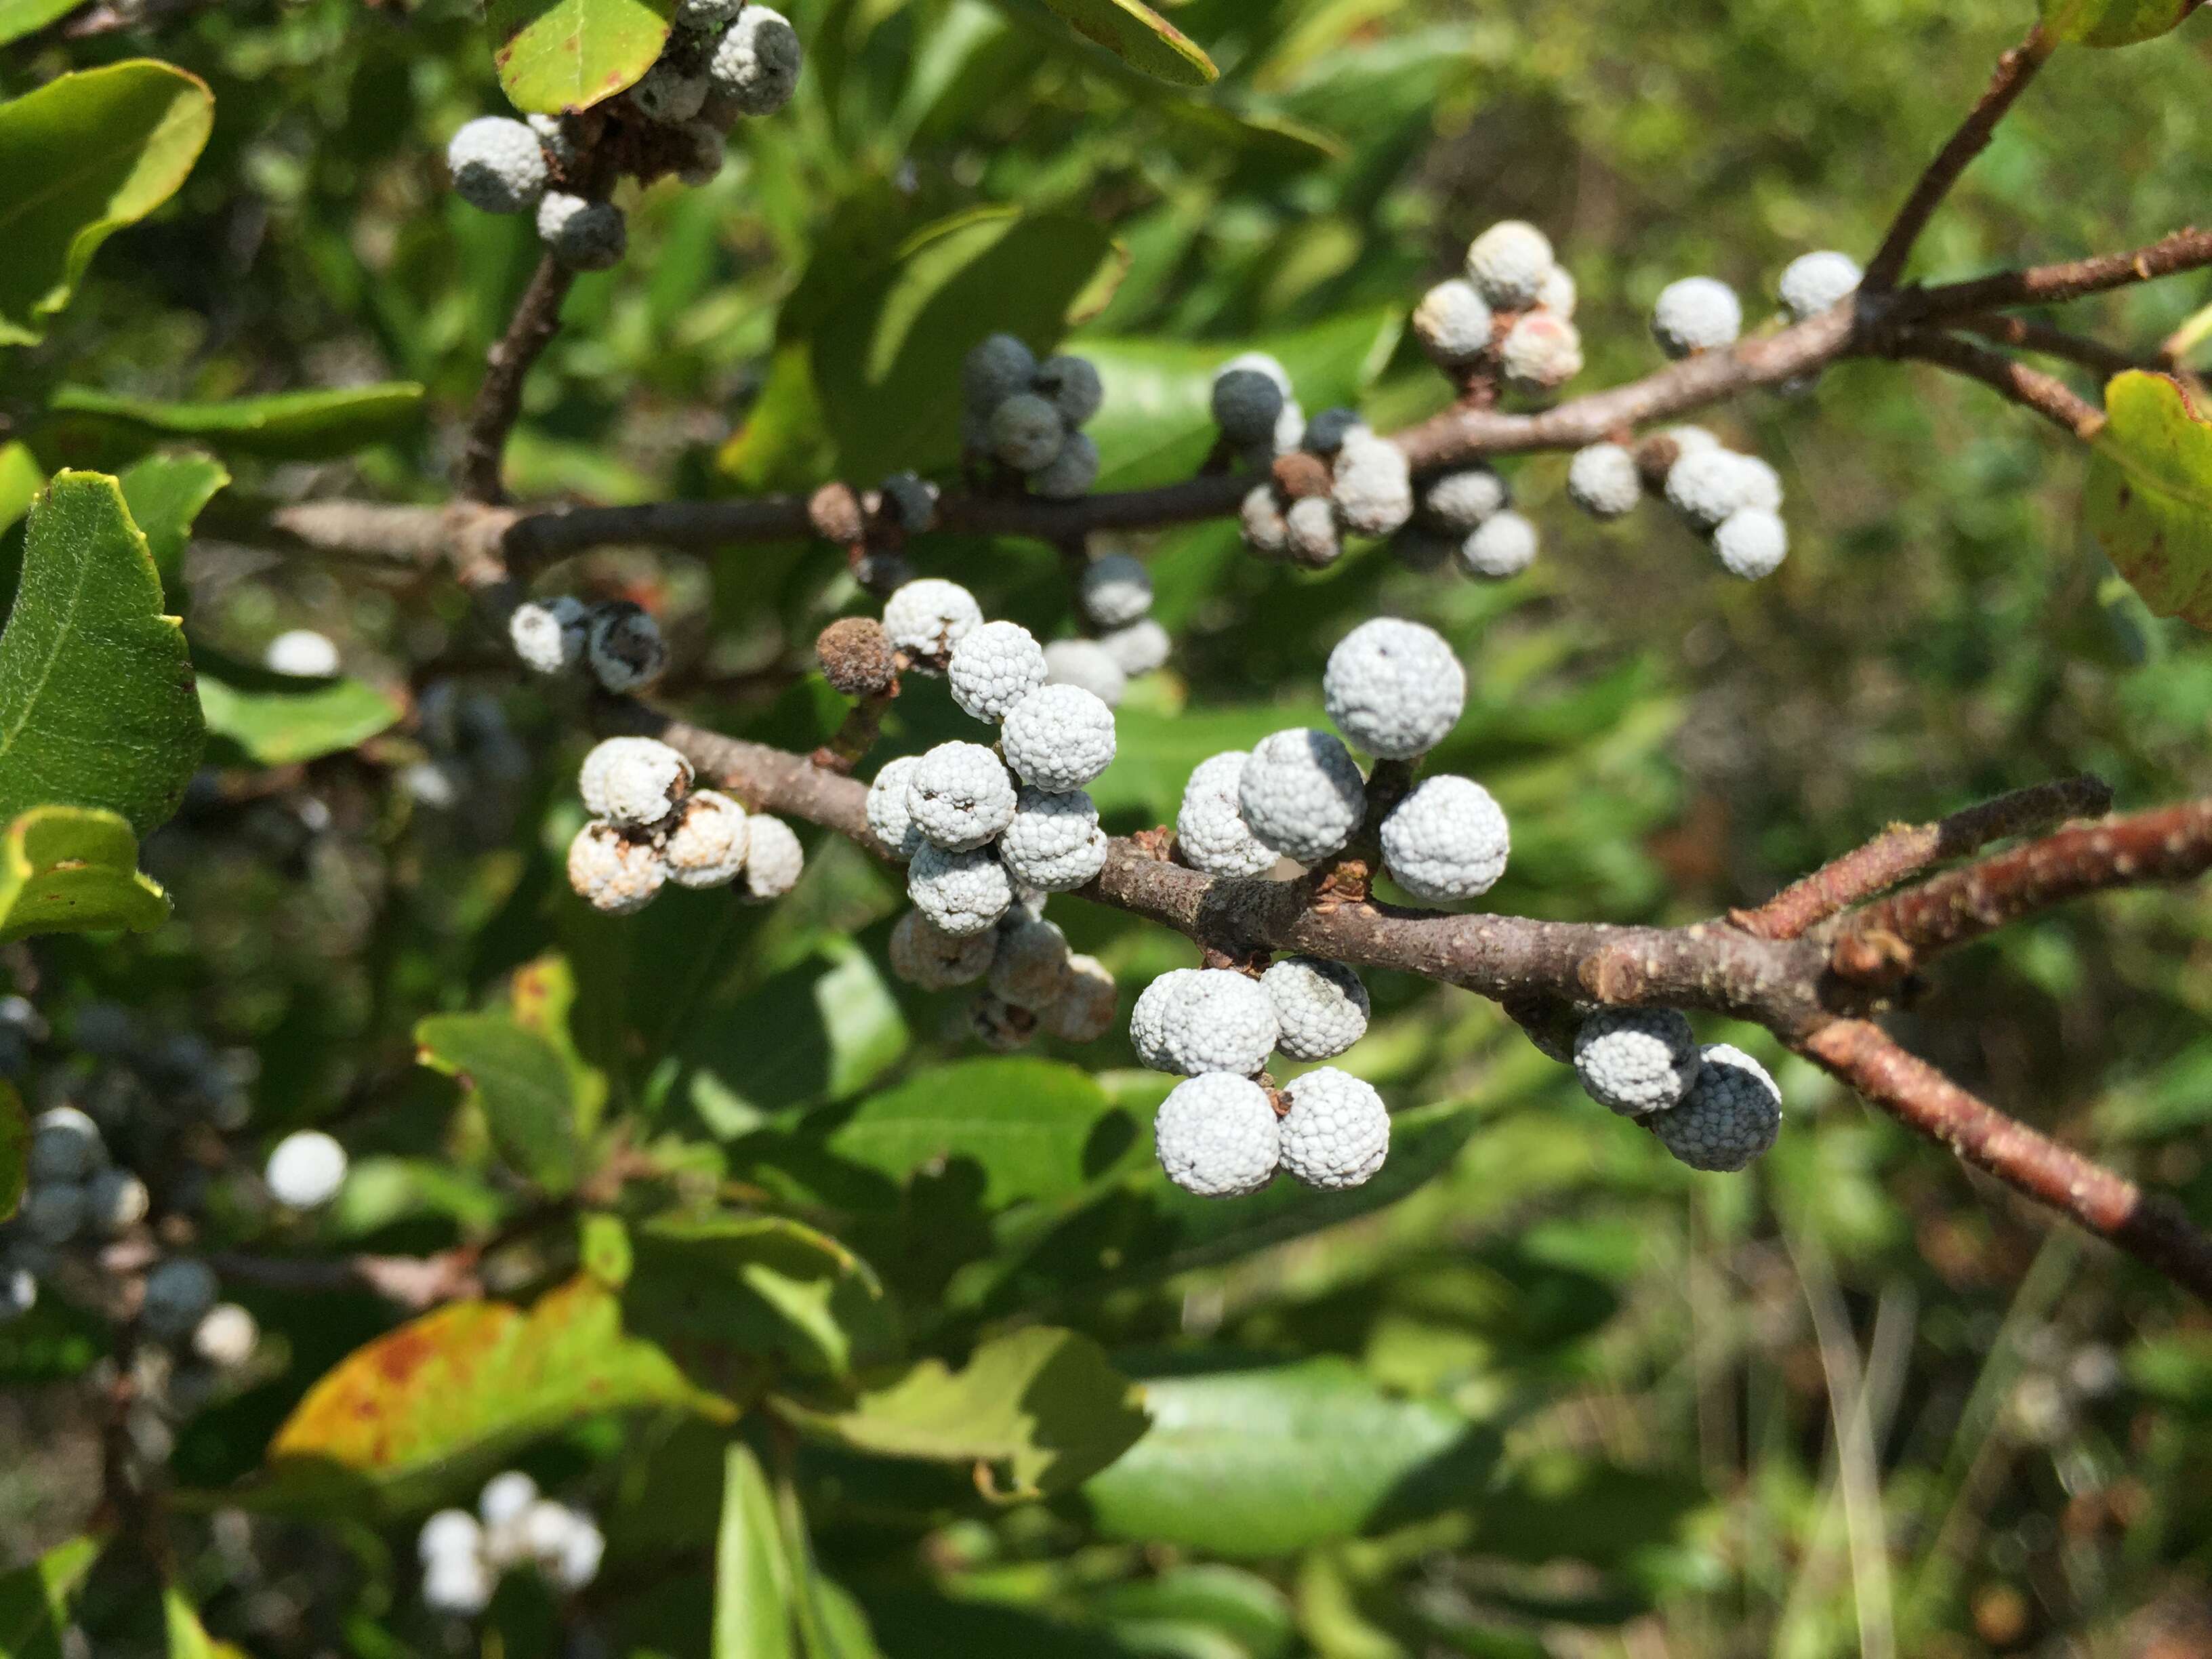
[1566,444,1643,520]
[1030,432,1100,499]
[1154,1073,1279,1199]
[141,1257,218,1339]
[554,1513,605,1591]
[1413,279,1494,368]
[1269,398,1307,460]
[1238,729,1365,864]
[1466,221,1555,309]
[266,1129,348,1208]
[1331,432,1415,537]
[1665,449,1782,529]
[1263,958,1370,1062]
[1130,968,1279,1078]
[264,629,340,678]
[675,0,743,26]
[1000,686,1117,792]
[1212,366,1288,449]
[1042,638,1128,707]
[1277,1067,1389,1191]
[1499,312,1584,390]
[520,1498,579,1570]
[866,756,925,860]
[1711,508,1790,580]
[1040,955,1117,1044]
[1459,511,1538,579]
[579,737,693,829]
[1651,276,1743,359]
[30,1105,102,1183]
[1078,554,1153,630]
[999,787,1109,892]
[631,59,709,123]
[85,1167,150,1233]
[192,1302,259,1370]
[887,908,997,989]
[1422,467,1509,532]
[0,1266,33,1324]
[568,821,667,915]
[947,621,1048,724]
[1221,351,1292,396]
[989,916,1076,1010]
[1101,618,1170,678]
[1324,617,1465,760]
[963,333,1038,414]
[1380,775,1509,903]
[586,602,667,692]
[422,1553,493,1617]
[909,844,1014,937]
[510,597,590,676]
[1303,407,1364,458]
[446,117,549,215]
[738,815,804,902]
[1240,486,1290,558]
[1778,251,1862,322]
[480,1471,539,1530]
[1034,354,1103,427]
[22,1184,85,1245]
[908,742,1017,851]
[663,790,752,888]
[1177,752,1277,878]
[418,1509,484,1567]
[1284,497,1342,569]
[537,192,628,271]
[880,472,939,533]
[708,5,803,115]
[1573,1008,1702,1118]
[990,393,1067,472]
[527,112,575,167]
[1652,1044,1783,1171]
[882,579,983,663]
[1537,263,1578,319]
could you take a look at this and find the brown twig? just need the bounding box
[1891,329,2109,438]
[1917,226,2212,319]
[1957,314,2148,382]
[207,1248,483,1311]
[458,253,581,504]
[1732,775,2114,941]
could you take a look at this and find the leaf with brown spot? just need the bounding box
[2087,371,2212,630]
[487,0,677,115]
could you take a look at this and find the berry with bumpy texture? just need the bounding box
[86,1166,149,1233]
[1040,955,1117,1044]
[947,621,1048,724]
[1331,432,1415,537]
[1381,775,1510,902]
[909,844,1014,937]
[447,117,549,215]
[266,1129,348,1208]
[663,791,752,888]
[708,6,802,115]
[989,393,1065,472]
[1284,496,1343,568]
[1029,431,1099,499]
[1240,729,1365,863]
[586,602,668,692]
[1101,618,1170,678]
[816,616,897,698]
[1566,443,1644,520]
[1651,276,1742,359]
[1177,752,1278,878]
[1042,638,1127,707]
[1324,617,1466,760]
[1131,968,1279,1077]
[1422,467,1509,531]
[192,1303,258,1370]
[1573,1008,1701,1117]
[1652,1043,1782,1170]
[1277,1067,1389,1190]
[30,1105,102,1183]
[537,192,627,270]
[1413,279,1494,368]
[569,821,666,914]
[964,333,1038,414]
[1778,251,1862,322]
[1499,312,1584,390]
[1000,685,1117,792]
[1460,512,1539,577]
[1154,1073,1279,1198]
[1303,407,1364,457]
[1240,485,1290,558]
[579,737,693,828]
[1263,958,1370,1061]
[1538,264,1578,318]
[865,756,925,860]
[631,59,709,123]
[999,787,1109,892]
[510,597,589,676]
[882,577,983,664]
[880,471,939,533]
[989,916,1076,1010]
[1711,508,1789,579]
[142,1257,218,1340]
[908,742,1017,851]
[1665,449,1782,529]
[737,815,803,902]
[888,908,996,989]
[1466,221,1555,309]
[1211,369,1288,452]
[1034,355,1103,427]
[22,1185,83,1245]
[1078,554,1153,630]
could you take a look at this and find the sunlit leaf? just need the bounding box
[49,383,426,462]
[197,648,403,769]
[0,805,168,942]
[2042,0,2199,45]
[714,1442,796,1659]
[489,0,678,114]
[0,1535,102,1659]
[2087,371,2212,630]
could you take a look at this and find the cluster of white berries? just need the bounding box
[1396,462,1537,581]
[445,5,802,270]
[1647,249,1864,362]
[508,594,670,693]
[1039,550,1169,709]
[1219,355,1415,568]
[867,579,1123,1048]
[1569,1008,1784,1172]
[566,736,802,914]
[1412,220,1583,393]
[419,1471,605,1617]
[1566,424,1790,580]
[960,334,1105,500]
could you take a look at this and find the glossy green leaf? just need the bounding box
[416,1012,581,1193]
[1080,1355,1499,1555]
[679,942,909,1134]
[0,804,168,942]
[49,383,426,462]
[197,648,403,769]
[0,472,202,836]
[0,0,80,45]
[716,1441,796,1659]
[2086,371,2212,630]
[0,1082,24,1223]
[489,0,677,115]
[795,1326,1147,1499]
[2042,0,2198,45]
[118,451,228,594]
[0,60,213,345]
[0,1535,101,1659]
[1031,0,1218,86]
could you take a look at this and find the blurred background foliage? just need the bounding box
[7,0,2212,1654]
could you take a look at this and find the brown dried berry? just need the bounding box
[1633,434,1684,489]
[808,482,867,548]
[1271,451,1333,500]
[816,617,897,698]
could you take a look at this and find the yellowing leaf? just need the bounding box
[2087,371,2212,630]
[0,804,169,942]
[489,0,678,114]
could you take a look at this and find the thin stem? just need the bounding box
[1893,329,2108,438]
[1958,314,2146,381]
[459,253,580,504]
[1917,226,2212,319]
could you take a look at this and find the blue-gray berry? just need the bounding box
[447,117,548,215]
[1652,1044,1782,1170]
[1574,1008,1700,1117]
[708,6,802,116]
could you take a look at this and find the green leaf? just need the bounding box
[263,1276,729,1514]
[715,1443,796,1659]
[0,0,81,46]
[1031,0,1218,86]
[118,451,228,595]
[489,0,678,115]
[0,443,41,534]
[0,1535,102,1659]
[1079,1355,1499,1556]
[2041,0,2200,45]
[48,383,426,462]
[0,804,169,942]
[0,472,203,834]
[793,1326,1148,1500]
[2087,371,2212,629]
[197,648,402,769]
[0,1082,24,1222]
[415,1012,581,1193]
[678,942,909,1134]
[165,1585,246,1659]
[0,60,213,346]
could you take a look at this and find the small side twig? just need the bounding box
[1918,226,2212,318]
[458,253,581,504]
[1957,315,2147,382]
[1893,329,2109,438]
[207,1249,483,1311]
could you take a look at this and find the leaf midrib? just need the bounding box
[0,79,204,247]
